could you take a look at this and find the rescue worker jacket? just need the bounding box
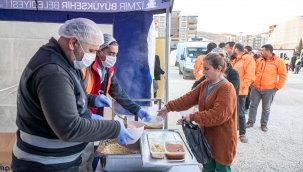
[252,54,287,90]
[193,54,206,81]
[232,53,255,96]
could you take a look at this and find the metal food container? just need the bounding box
[97,139,172,172]
[97,129,198,171]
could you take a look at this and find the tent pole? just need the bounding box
[164,0,171,129]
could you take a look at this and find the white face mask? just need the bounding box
[73,42,96,69]
[100,51,117,68]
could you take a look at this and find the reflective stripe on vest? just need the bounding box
[13,143,81,165]
[20,130,83,149]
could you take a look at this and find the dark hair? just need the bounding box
[244,46,252,52]
[203,52,227,74]
[205,42,217,54]
[262,44,273,53]
[234,43,244,52]
[218,42,225,48]
[225,42,235,48]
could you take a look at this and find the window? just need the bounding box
[171,40,179,48]
[181,34,186,39]
[159,33,165,37]
[160,28,165,33]
[155,22,158,26]
[181,28,187,33]
[188,29,196,32]
[160,16,165,21]
[188,34,196,38]
[188,23,197,26]
[187,48,207,57]
[181,22,186,27]
[160,22,165,28]
[181,16,187,21]
[188,16,198,20]
[153,16,159,20]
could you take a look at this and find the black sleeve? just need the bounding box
[155,61,165,75]
[191,76,206,90]
[227,68,240,94]
[87,94,97,107]
[33,64,121,142]
[108,73,141,115]
[154,55,165,75]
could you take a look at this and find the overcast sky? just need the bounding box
[173,0,303,35]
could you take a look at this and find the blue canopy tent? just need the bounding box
[0,0,172,130]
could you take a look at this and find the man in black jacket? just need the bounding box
[291,55,297,72]
[153,54,165,104]
[12,18,133,172]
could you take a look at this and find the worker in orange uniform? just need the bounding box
[231,43,255,143]
[193,42,217,81]
[246,44,287,132]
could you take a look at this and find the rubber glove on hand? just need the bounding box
[117,121,134,145]
[94,94,111,107]
[137,109,151,121]
[91,114,104,120]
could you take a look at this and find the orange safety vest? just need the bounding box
[81,59,114,114]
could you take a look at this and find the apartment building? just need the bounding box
[153,11,198,49]
[268,24,278,37]
[267,17,303,49]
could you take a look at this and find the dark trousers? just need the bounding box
[294,65,301,74]
[245,87,251,110]
[238,96,247,135]
[285,64,289,73]
[291,63,295,71]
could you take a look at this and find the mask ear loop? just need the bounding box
[100,50,107,62]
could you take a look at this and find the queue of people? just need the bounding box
[157,42,287,172]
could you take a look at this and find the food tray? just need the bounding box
[164,140,186,159]
[97,139,172,172]
[140,129,198,167]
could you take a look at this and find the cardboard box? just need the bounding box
[0,133,16,172]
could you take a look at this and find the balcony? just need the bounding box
[171,30,179,34]
[187,29,197,33]
[171,24,179,29]
[188,20,197,23]
[187,25,197,29]
[171,35,179,38]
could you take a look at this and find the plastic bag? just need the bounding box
[182,120,212,164]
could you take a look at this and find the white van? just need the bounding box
[178,41,208,79]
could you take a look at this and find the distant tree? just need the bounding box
[295,38,303,55]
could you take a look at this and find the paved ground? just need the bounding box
[166,66,303,172]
